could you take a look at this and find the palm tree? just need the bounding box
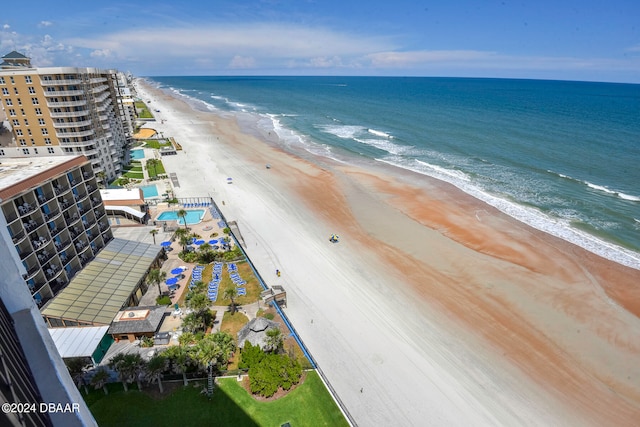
[150,229,158,245]
[146,268,167,296]
[187,292,210,313]
[193,336,224,398]
[109,353,145,392]
[177,209,188,230]
[178,332,196,346]
[90,367,110,395]
[265,328,284,354]
[146,354,169,393]
[165,345,193,386]
[66,358,89,395]
[209,331,236,370]
[223,286,238,314]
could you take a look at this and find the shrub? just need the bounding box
[140,337,154,348]
[263,313,275,320]
[156,295,172,306]
[240,342,302,398]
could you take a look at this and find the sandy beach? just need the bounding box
[135,79,640,426]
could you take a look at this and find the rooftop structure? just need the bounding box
[237,316,281,350]
[0,51,134,183]
[41,238,163,327]
[48,325,112,365]
[107,305,167,342]
[0,155,113,306]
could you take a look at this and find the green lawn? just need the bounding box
[147,160,166,177]
[88,370,348,427]
[135,101,154,119]
[144,139,173,150]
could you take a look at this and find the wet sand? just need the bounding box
[135,79,640,426]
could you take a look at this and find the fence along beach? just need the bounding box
[135,78,640,426]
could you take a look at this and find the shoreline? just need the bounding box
[144,77,640,271]
[135,78,640,426]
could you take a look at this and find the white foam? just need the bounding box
[377,157,640,270]
[368,128,393,139]
[318,124,366,139]
[354,138,413,155]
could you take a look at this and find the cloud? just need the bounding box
[38,21,53,28]
[2,24,10,30]
[367,50,497,67]
[90,49,112,59]
[229,55,255,69]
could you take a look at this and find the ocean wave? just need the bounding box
[549,170,640,202]
[378,157,640,270]
[353,138,413,155]
[368,128,393,139]
[414,159,470,182]
[317,124,367,139]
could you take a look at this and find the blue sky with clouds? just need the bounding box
[1,0,639,82]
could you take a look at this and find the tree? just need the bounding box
[223,286,238,314]
[150,229,158,245]
[109,353,145,392]
[178,332,196,346]
[146,268,167,296]
[265,328,284,354]
[209,331,236,370]
[146,353,169,393]
[177,209,188,230]
[91,367,110,395]
[65,357,89,394]
[187,292,210,313]
[193,336,224,398]
[165,345,193,386]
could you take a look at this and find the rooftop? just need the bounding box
[99,188,145,206]
[0,155,87,200]
[48,326,109,359]
[107,305,166,335]
[41,238,162,326]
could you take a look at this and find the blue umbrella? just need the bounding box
[195,239,205,245]
[166,277,178,285]
[170,267,184,275]
[160,241,172,247]
[208,239,218,244]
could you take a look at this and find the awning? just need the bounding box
[105,205,145,219]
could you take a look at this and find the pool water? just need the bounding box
[130,149,145,160]
[140,184,159,198]
[157,209,205,225]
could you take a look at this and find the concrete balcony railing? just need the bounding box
[55,129,95,138]
[43,90,85,97]
[50,110,90,119]
[46,100,87,108]
[52,119,93,129]
[39,78,82,86]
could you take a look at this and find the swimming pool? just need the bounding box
[130,149,145,160]
[157,209,205,225]
[140,184,159,198]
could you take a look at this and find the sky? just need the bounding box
[1,0,639,83]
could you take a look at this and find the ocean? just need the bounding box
[147,76,640,269]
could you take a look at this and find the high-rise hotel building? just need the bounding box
[0,51,134,183]
[0,155,113,307]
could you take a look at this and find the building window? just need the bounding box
[47,147,55,154]
[31,97,39,105]
[16,129,23,136]
[41,128,48,135]
[1,88,8,95]
[22,148,29,155]
[44,138,51,145]
[30,139,35,145]
[20,109,25,115]
[28,87,36,94]
[25,76,32,83]
[27,129,32,136]
[12,119,19,126]
[0,149,4,155]
[0,77,5,84]
[5,99,11,106]
[9,76,14,84]
[19,139,26,146]
[8,109,15,116]
[23,119,29,126]
[13,87,18,94]
[35,108,42,115]
[34,148,38,154]
[17,98,22,105]
[38,118,46,125]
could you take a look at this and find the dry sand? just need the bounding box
[135,80,640,426]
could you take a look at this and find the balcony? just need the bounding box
[55,129,95,138]
[56,239,72,252]
[46,100,87,108]
[91,84,109,94]
[40,78,82,86]
[42,209,61,222]
[11,230,27,245]
[53,185,70,196]
[22,266,40,281]
[37,192,56,205]
[23,219,44,233]
[16,203,37,217]
[52,119,93,128]
[43,90,84,97]
[50,110,90,119]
